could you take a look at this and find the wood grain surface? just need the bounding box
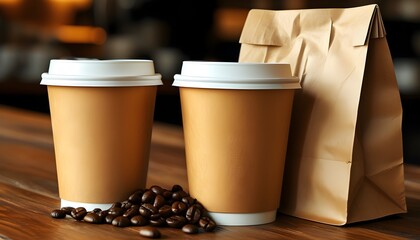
[1,105,419,240]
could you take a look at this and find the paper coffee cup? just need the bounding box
[42,59,162,210]
[173,61,300,225]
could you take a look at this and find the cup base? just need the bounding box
[61,199,113,211]
[208,210,277,226]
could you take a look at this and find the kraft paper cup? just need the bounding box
[173,61,300,226]
[41,59,162,210]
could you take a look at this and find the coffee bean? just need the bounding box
[108,207,124,216]
[171,201,187,215]
[105,214,118,224]
[139,226,161,239]
[199,217,217,232]
[130,204,140,210]
[149,217,166,227]
[153,194,166,209]
[166,215,187,228]
[111,202,122,208]
[128,190,143,204]
[92,208,102,213]
[150,213,161,220]
[141,204,155,213]
[193,202,204,210]
[84,212,102,224]
[123,206,139,218]
[158,205,172,218]
[150,185,165,196]
[142,190,156,203]
[139,203,157,219]
[98,210,108,218]
[182,196,196,206]
[172,190,188,201]
[186,205,201,224]
[171,184,183,192]
[51,209,66,219]
[71,207,87,221]
[193,202,206,215]
[131,215,148,226]
[182,224,199,234]
[112,216,130,227]
[121,201,132,210]
[60,207,74,215]
[162,190,173,200]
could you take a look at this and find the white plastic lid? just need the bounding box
[41,59,163,87]
[173,61,300,90]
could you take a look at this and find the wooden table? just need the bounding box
[1,105,419,239]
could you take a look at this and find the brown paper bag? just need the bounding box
[239,4,407,225]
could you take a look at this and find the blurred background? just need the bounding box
[0,0,418,164]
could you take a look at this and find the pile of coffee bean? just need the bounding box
[50,185,217,238]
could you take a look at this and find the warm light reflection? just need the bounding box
[56,25,106,45]
[0,0,21,5]
[214,8,249,40]
[47,0,91,8]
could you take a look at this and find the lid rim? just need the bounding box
[41,73,162,80]
[41,73,163,87]
[173,81,301,90]
[173,73,301,90]
[40,79,163,87]
[173,74,299,82]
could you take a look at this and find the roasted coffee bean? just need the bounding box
[193,202,206,214]
[166,215,187,228]
[171,184,183,192]
[194,202,204,210]
[51,209,66,219]
[139,226,161,239]
[112,216,131,227]
[153,194,166,209]
[162,190,173,199]
[139,203,157,218]
[150,185,165,196]
[158,205,172,218]
[84,212,102,224]
[98,210,108,218]
[128,190,143,204]
[182,224,199,234]
[71,207,87,221]
[182,196,196,206]
[121,201,132,210]
[186,205,201,224]
[149,217,166,227]
[105,214,118,224]
[108,207,124,216]
[171,201,187,215]
[111,202,122,208]
[150,213,161,220]
[172,190,188,201]
[130,215,148,226]
[142,190,156,203]
[60,207,74,215]
[130,204,140,210]
[199,217,217,232]
[123,206,139,218]
[92,208,102,213]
